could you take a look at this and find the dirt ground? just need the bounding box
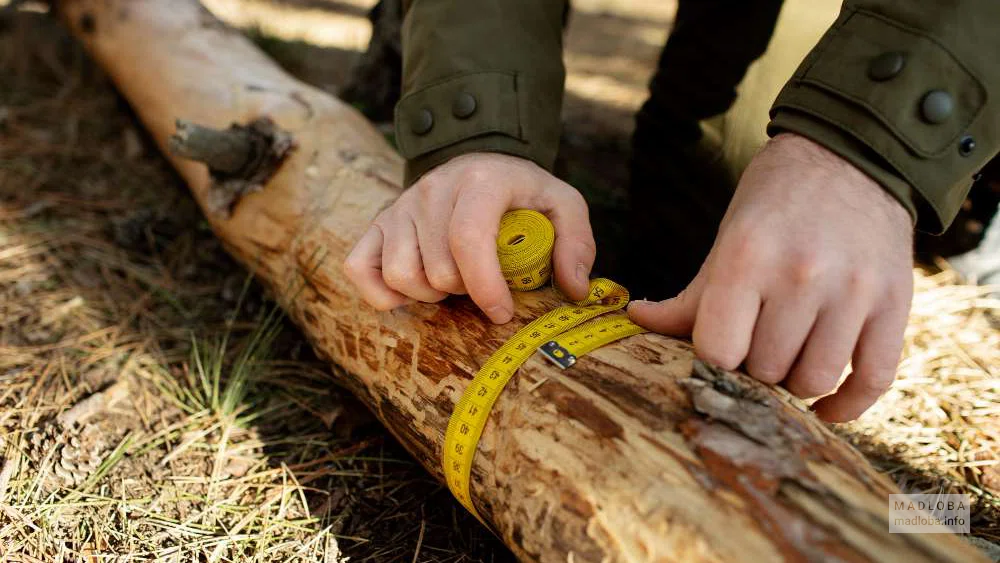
[1,1,999,562]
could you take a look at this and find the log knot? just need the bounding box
[676,362,952,562]
[683,360,793,449]
[169,117,296,218]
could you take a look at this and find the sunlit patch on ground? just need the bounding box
[203,0,374,52]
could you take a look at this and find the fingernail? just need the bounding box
[627,299,652,311]
[485,305,513,324]
[575,262,589,285]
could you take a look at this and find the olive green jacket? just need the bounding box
[394,0,1000,233]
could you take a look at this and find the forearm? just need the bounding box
[768,0,1000,233]
[396,0,568,186]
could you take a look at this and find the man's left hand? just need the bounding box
[628,133,914,422]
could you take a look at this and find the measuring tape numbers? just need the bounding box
[442,209,649,521]
[496,208,554,291]
[538,313,649,369]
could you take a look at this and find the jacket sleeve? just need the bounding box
[768,0,1000,233]
[395,0,568,186]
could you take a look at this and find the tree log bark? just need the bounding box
[55,1,985,561]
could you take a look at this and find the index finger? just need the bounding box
[449,188,514,324]
[343,225,414,311]
[538,187,595,301]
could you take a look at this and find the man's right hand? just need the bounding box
[344,153,596,324]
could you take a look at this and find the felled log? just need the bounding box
[55,1,985,561]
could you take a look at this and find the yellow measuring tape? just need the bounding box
[496,208,554,291]
[442,210,648,521]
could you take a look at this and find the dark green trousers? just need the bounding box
[627,0,785,299]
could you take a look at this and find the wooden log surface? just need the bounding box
[54,1,985,561]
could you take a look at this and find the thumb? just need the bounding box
[627,269,706,336]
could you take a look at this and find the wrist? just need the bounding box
[770,132,914,232]
[404,134,548,187]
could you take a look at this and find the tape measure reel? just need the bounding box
[442,210,648,521]
[496,209,554,291]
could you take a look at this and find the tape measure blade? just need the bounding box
[542,315,648,369]
[442,276,633,520]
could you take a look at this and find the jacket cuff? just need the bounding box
[395,70,560,186]
[769,7,989,234]
[768,111,918,225]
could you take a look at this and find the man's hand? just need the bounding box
[344,153,596,324]
[628,133,914,422]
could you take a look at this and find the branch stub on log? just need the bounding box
[169,117,296,218]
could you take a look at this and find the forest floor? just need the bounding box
[1,1,999,561]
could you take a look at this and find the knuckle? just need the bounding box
[727,220,764,250]
[787,253,824,287]
[375,202,396,220]
[419,172,443,190]
[574,236,597,257]
[748,362,785,384]
[563,185,589,210]
[855,369,896,397]
[413,165,448,190]
[416,182,436,205]
[382,266,419,290]
[863,361,899,383]
[719,253,754,282]
[425,291,449,304]
[426,268,464,293]
[791,373,839,398]
[844,269,877,296]
[415,177,447,205]
[457,165,491,189]
[342,255,361,280]
[449,218,476,237]
[371,210,395,231]
[696,345,742,372]
[720,229,767,276]
[448,231,468,254]
[449,223,483,253]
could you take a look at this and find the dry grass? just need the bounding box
[0,9,508,562]
[0,3,998,562]
[839,268,1000,545]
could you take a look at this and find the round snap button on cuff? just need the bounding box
[868,52,906,81]
[920,90,954,124]
[959,135,976,157]
[452,92,477,119]
[410,108,434,135]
